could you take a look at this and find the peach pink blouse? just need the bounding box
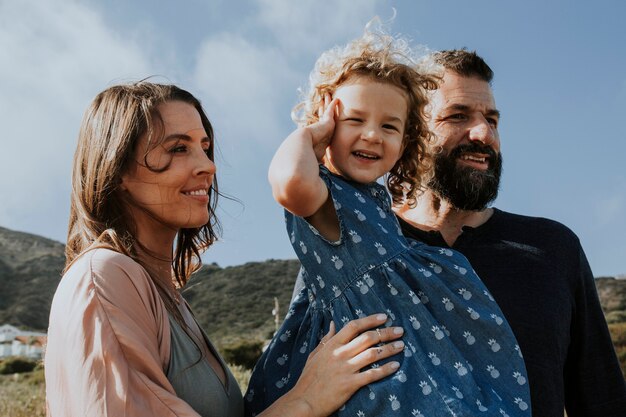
[45,248,209,416]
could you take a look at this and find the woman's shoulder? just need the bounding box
[70,247,143,273]
[64,247,154,297]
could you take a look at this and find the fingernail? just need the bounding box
[393,341,404,349]
[389,361,400,369]
[393,327,404,335]
[376,313,387,321]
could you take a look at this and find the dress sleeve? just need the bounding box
[284,164,345,247]
[45,249,201,417]
[317,164,335,189]
[563,245,626,416]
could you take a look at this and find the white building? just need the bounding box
[0,324,47,359]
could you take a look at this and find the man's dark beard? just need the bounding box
[428,142,503,211]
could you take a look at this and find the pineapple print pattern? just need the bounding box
[245,166,531,417]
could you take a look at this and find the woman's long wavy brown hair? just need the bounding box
[65,82,220,313]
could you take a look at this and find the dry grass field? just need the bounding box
[0,364,251,417]
[0,370,45,417]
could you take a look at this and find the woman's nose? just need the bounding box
[195,148,216,176]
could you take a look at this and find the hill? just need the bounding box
[0,226,300,344]
[0,226,65,330]
[1,225,625,348]
[596,276,626,323]
[183,259,301,345]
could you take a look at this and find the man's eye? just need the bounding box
[487,118,499,127]
[448,113,466,120]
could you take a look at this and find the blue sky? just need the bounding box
[1,0,624,276]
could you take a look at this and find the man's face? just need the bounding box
[427,71,502,211]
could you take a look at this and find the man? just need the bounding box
[394,49,626,416]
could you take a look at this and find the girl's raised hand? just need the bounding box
[268,93,340,218]
[268,314,404,417]
[307,94,339,162]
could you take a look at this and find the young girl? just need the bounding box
[245,31,531,416]
[44,82,404,417]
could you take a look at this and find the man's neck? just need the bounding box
[394,189,494,246]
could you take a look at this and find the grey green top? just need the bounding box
[167,313,243,417]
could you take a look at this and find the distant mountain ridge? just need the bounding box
[0,226,64,270]
[0,226,299,343]
[0,226,65,331]
[1,225,625,347]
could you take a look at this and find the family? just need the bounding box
[44,25,626,417]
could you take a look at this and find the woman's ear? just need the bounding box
[118,174,128,192]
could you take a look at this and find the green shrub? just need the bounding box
[221,340,264,370]
[606,310,626,324]
[23,368,45,386]
[609,322,626,346]
[608,323,626,379]
[0,357,37,375]
[228,364,252,393]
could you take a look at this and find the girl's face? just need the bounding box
[120,100,215,239]
[324,78,408,184]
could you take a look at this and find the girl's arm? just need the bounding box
[269,97,338,218]
[258,314,405,417]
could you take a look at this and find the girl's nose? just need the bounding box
[362,128,382,144]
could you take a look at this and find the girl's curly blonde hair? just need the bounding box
[293,24,440,207]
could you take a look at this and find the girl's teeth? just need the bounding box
[354,152,378,160]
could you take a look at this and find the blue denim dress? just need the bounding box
[245,167,531,417]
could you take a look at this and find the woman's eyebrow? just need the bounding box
[163,134,211,143]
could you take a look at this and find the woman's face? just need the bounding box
[120,100,215,236]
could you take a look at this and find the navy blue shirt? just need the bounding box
[397,208,626,417]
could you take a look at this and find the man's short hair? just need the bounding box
[432,49,493,83]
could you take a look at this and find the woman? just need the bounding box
[44,82,405,417]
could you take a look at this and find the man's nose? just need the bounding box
[468,118,496,147]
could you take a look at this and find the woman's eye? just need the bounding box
[383,124,399,132]
[170,145,187,153]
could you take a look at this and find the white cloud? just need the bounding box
[0,0,151,241]
[192,33,301,149]
[254,0,381,56]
